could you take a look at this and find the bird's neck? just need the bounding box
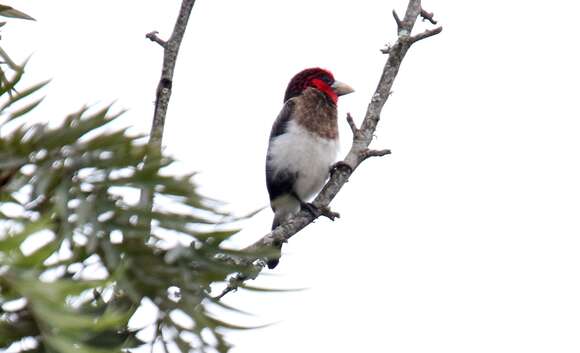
[294,88,338,140]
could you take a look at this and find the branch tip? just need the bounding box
[361,148,391,161]
[346,113,359,134]
[420,9,438,25]
[410,26,443,43]
[392,9,402,30]
[215,273,247,300]
[146,31,167,48]
[380,44,392,54]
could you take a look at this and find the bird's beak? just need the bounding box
[331,80,354,96]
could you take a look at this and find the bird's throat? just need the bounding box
[293,88,338,139]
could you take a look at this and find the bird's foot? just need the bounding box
[300,202,340,221]
[319,205,340,221]
[330,161,353,176]
[300,201,319,217]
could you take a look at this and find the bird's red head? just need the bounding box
[284,68,347,104]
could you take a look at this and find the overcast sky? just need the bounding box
[4,1,580,352]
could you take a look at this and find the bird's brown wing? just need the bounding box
[266,99,297,203]
[268,99,295,139]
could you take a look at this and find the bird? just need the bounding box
[265,68,354,269]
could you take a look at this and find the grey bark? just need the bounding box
[139,0,197,216]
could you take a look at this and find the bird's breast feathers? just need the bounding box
[267,119,339,201]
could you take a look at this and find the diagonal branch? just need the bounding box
[217,0,442,299]
[138,0,197,225]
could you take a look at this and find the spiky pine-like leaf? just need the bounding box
[0,61,257,353]
[0,5,35,21]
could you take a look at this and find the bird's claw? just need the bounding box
[330,161,353,176]
[319,206,340,221]
[300,202,319,217]
[300,202,340,221]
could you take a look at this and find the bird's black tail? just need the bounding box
[266,217,283,269]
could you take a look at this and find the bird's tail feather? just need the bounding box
[267,199,299,269]
[266,216,283,269]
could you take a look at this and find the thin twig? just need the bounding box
[380,44,392,55]
[145,31,167,48]
[159,332,169,353]
[216,0,442,300]
[361,148,392,161]
[411,26,443,43]
[420,9,438,24]
[214,273,246,300]
[392,10,403,31]
[151,319,162,353]
[346,112,359,135]
[138,0,197,232]
[147,0,196,151]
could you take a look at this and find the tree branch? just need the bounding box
[411,26,443,43]
[346,112,359,135]
[138,0,197,223]
[217,0,442,299]
[146,31,167,48]
[420,9,438,25]
[392,10,403,32]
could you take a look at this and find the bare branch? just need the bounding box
[214,273,246,300]
[138,0,197,227]
[346,112,359,135]
[420,9,438,24]
[217,0,442,299]
[145,31,167,48]
[361,148,392,161]
[380,43,392,54]
[145,0,196,152]
[392,10,402,31]
[411,26,443,43]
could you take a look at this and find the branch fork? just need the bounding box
[346,113,390,163]
[146,31,167,48]
[393,6,442,44]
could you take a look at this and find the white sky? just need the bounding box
[4,0,580,352]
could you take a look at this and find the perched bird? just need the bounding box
[265,68,354,268]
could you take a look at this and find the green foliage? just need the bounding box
[0,5,35,21]
[0,20,256,353]
[0,4,34,102]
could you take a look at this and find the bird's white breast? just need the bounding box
[268,120,339,201]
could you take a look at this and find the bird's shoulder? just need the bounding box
[269,99,297,139]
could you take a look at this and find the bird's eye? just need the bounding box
[322,76,333,85]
